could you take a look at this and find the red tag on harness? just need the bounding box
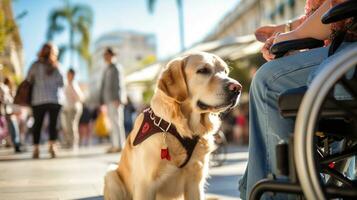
[161,148,171,161]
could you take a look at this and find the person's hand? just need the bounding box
[261,36,276,61]
[255,25,281,42]
[272,31,298,45]
[99,105,107,112]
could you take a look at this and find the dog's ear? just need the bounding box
[158,58,188,102]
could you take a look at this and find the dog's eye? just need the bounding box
[196,68,211,75]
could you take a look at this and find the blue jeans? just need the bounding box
[6,115,20,148]
[238,47,328,200]
[239,42,357,200]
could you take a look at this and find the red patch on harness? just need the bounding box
[142,122,150,134]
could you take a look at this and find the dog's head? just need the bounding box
[158,52,241,113]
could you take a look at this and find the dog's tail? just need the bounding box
[103,170,130,200]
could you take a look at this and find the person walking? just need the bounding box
[123,97,136,136]
[26,43,64,159]
[61,68,84,149]
[100,47,126,153]
[0,77,22,152]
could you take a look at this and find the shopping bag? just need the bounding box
[94,111,111,137]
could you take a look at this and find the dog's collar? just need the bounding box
[133,108,199,168]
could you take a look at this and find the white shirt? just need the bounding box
[63,81,84,110]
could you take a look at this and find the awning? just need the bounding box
[125,34,262,84]
[186,34,262,60]
[187,35,256,52]
[125,62,162,84]
[223,40,263,60]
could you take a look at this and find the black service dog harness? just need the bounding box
[133,108,199,168]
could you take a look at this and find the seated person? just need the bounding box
[239,0,357,199]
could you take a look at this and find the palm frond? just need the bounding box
[58,44,68,62]
[72,4,93,27]
[76,17,91,66]
[46,8,68,40]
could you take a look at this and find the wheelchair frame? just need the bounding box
[249,1,357,199]
[250,44,357,200]
[295,45,357,199]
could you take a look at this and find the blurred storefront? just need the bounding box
[124,0,307,106]
[205,0,305,41]
[0,0,24,82]
[191,0,306,94]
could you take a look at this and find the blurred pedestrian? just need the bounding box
[78,105,93,146]
[26,42,64,159]
[124,97,136,136]
[0,77,22,152]
[100,47,126,153]
[232,105,249,145]
[61,68,83,149]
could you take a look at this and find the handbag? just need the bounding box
[14,79,33,106]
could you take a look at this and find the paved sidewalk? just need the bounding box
[0,144,248,200]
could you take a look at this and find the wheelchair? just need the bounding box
[249,1,357,199]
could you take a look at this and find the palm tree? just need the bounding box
[47,0,93,68]
[0,0,26,54]
[147,0,185,51]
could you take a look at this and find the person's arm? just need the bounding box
[255,17,305,42]
[73,82,85,102]
[274,0,332,43]
[110,66,121,106]
[53,67,64,87]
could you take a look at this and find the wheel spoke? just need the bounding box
[320,144,357,165]
[322,167,354,187]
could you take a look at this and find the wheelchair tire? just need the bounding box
[294,45,357,199]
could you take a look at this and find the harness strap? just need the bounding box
[133,108,199,168]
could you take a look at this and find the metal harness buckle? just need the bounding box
[154,117,162,127]
[148,109,171,132]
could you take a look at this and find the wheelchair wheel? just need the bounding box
[295,45,357,199]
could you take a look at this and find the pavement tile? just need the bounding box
[0,144,247,200]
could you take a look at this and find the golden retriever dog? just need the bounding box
[104,52,241,200]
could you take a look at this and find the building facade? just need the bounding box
[88,30,157,106]
[205,0,306,41]
[0,0,23,80]
[92,30,156,74]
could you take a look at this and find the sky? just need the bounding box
[13,0,239,78]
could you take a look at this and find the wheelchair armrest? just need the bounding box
[270,38,324,58]
[278,86,307,117]
[321,0,357,24]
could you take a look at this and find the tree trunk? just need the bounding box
[176,0,185,51]
[69,24,74,68]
